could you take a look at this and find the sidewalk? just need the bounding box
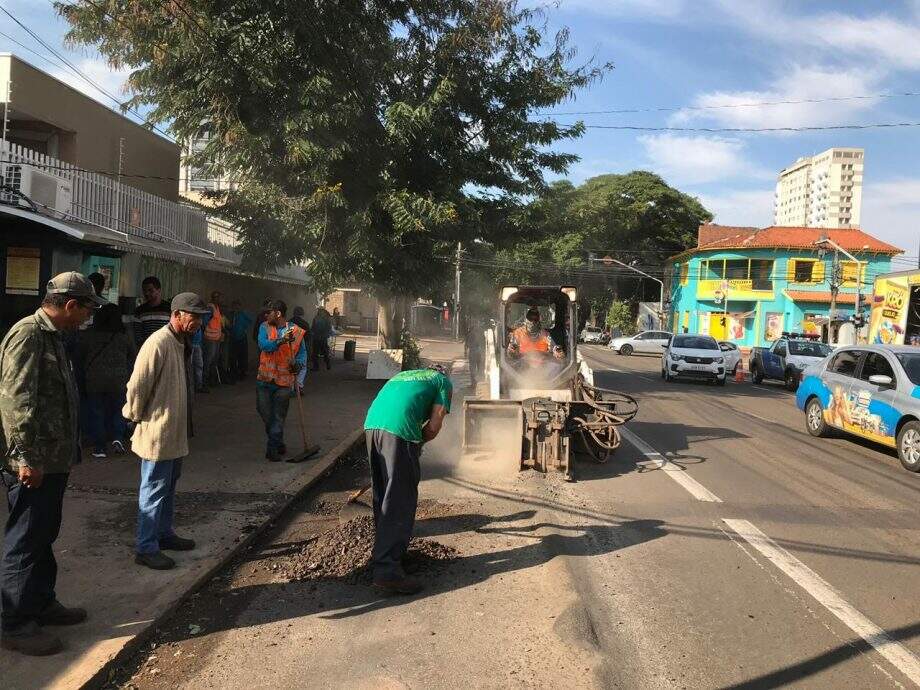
[1,352,384,690]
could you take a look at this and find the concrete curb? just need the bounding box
[82,427,366,690]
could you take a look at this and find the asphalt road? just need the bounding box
[111,347,920,689]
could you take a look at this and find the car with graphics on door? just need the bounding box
[796,345,920,472]
[661,334,727,385]
[750,333,833,391]
[608,330,672,356]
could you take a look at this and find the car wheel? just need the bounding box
[716,376,726,387]
[620,344,633,356]
[805,398,830,438]
[751,364,764,384]
[731,362,739,377]
[784,370,800,392]
[897,421,920,472]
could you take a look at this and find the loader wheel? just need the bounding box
[620,344,633,356]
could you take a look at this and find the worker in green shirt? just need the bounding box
[363,365,452,595]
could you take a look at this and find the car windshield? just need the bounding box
[789,341,832,357]
[673,335,718,350]
[896,353,920,385]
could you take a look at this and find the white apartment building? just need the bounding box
[178,124,237,205]
[773,147,863,228]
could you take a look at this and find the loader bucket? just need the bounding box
[462,399,524,467]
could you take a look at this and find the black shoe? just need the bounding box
[135,551,175,570]
[372,576,424,595]
[267,449,283,462]
[37,600,87,626]
[159,534,195,551]
[0,622,62,656]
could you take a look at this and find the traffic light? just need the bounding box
[853,313,865,329]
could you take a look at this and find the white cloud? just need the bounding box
[638,133,769,185]
[672,65,883,130]
[556,0,687,18]
[48,58,131,109]
[714,2,920,71]
[861,179,920,254]
[697,189,776,228]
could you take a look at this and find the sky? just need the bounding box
[1,0,918,258]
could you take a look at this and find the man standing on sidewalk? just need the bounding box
[202,290,224,386]
[124,293,208,571]
[133,276,171,349]
[363,365,452,595]
[0,272,104,656]
[256,300,306,462]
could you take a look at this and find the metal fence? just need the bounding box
[0,140,232,260]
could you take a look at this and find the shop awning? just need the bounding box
[0,204,236,267]
[784,290,857,305]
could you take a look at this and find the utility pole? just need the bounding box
[828,252,841,338]
[454,241,461,340]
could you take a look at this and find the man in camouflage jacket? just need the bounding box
[0,272,103,656]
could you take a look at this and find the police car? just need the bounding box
[795,345,920,472]
[750,332,833,391]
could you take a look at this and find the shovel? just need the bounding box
[286,360,320,464]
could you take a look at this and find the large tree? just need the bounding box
[60,0,607,344]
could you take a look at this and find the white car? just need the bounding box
[718,341,742,376]
[662,334,727,385]
[580,325,609,344]
[608,330,672,356]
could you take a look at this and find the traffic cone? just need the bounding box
[735,359,746,383]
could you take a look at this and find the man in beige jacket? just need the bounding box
[124,293,209,570]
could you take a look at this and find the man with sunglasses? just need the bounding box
[507,306,564,365]
[0,272,104,656]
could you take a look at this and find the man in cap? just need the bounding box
[506,307,564,364]
[124,293,209,570]
[0,272,104,655]
[363,364,452,595]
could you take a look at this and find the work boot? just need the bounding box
[372,576,424,596]
[1,622,63,656]
[159,534,195,551]
[135,551,175,570]
[266,449,283,462]
[37,600,87,626]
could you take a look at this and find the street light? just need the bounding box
[590,256,665,319]
[814,237,864,338]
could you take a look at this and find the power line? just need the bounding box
[579,122,920,133]
[540,91,920,116]
[0,29,69,71]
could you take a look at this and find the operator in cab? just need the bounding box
[507,307,564,364]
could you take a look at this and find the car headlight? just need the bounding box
[716,357,724,364]
[669,352,684,361]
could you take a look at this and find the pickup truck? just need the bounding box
[749,336,833,391]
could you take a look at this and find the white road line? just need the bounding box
[619,427,722,503]
[723,518,920,687]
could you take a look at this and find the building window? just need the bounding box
[725,259,748,280]
[702,259,725,280]
[789,259,824,284]
[751,259,774,291]
[840,261,863,288]
[679,263,689,285]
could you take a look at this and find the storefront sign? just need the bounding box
[764,312,783,341]
[5,247,41,296]
[81,255,121,301]
[868,275,910,345]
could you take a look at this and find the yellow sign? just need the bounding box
[868,275,910,345]
[697,279,773,301]
[5,247,41,296]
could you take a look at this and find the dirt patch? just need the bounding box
[273,515,458,585]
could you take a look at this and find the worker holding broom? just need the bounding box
[363,364,452,595]
[256,300,314,463]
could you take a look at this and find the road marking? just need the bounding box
[619,427,722,503]
[723,518,920,687]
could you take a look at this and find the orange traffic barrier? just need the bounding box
[735,360,746,383]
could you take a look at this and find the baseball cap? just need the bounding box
[46,271,106,308]
[170,292,210,315]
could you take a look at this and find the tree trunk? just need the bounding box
[377,293,404,349]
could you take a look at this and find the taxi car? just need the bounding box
[795,345,920,471]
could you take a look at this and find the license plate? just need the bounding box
[687,364,710,371]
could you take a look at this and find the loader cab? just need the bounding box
[499,285,578,395]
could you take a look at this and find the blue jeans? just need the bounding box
[256,383,292,453]
[136,459,183,555]
[87,391,127,451]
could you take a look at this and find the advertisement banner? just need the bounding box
[764,312,783,342]
[869,275,910,345]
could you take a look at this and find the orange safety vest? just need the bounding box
[258,323,306,387]
[204,304,223,341]
[512,325,551,353]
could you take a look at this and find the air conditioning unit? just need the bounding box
[1,164,73,218]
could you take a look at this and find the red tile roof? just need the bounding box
[690,224,902,255]
[784,290,857,304]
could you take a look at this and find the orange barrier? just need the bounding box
[735,360,746,383]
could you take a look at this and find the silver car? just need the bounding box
[795,344,920,472]
[608,330,672,356]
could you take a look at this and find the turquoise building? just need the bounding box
[668,224,902,347]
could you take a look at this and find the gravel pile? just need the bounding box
[280,516,458,585]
